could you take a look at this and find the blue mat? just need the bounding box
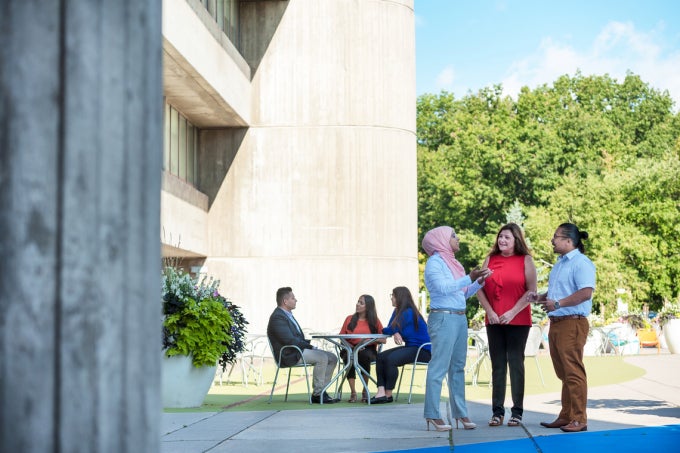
[377,425,680,453]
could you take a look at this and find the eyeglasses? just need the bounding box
[451,232,458,239]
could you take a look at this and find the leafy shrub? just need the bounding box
[162,267,247,367]
[657,303,680,326]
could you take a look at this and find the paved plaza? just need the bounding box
[161,352,680,453]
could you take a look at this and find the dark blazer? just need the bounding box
[267,307,313,367]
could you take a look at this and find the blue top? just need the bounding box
[424,253,483,310]
[547,249,596,317]
[383,307,431,351]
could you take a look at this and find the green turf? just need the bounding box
[163,354,645,413]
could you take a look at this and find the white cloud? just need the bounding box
[500,21,680,108]
[435,65,455,92]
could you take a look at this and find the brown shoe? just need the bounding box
[540,418,570,428]
[560,420,588,432]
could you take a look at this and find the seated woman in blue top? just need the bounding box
[370,286,431,404]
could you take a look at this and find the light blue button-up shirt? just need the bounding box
[424,253,483,310]
[547,249,596,317]
[283,310,303,334]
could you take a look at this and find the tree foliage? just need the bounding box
[418,72,680,316]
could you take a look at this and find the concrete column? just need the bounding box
[0,1,162,452]
[205,0,418,331]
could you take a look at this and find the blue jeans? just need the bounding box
[424,312,468,419]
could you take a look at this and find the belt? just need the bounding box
[550,314,587,323]
[430,309,466,315]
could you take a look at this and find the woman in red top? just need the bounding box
[339,295,385,402]
[477,223,537,427]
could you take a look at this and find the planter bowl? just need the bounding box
[161,353,216,408]
[662,318,680,354]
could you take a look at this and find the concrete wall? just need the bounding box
[161,189,210,257]
[0,1,162,451]
[162,0,251,127]
[204,0,418,333]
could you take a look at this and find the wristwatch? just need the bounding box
[554,300,561,309]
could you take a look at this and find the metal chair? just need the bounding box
[467,328,491,387]
[216,334,270,386]
[395,342,431,403]
[524,325,545,386]
[267,339,313,403]
[607,324,640,355]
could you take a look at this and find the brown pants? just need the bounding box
[548,318,589,423]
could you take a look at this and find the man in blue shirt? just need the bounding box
[531,223,596,433]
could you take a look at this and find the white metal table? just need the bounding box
[311,333,390,405]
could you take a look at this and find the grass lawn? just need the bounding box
[164,352,645,413]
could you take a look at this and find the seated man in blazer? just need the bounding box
[267,287,339,404]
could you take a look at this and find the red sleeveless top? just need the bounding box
[484,254,532,326]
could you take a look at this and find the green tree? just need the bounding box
[417,73,680,315]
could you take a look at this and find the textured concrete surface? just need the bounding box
[161,353,680,453]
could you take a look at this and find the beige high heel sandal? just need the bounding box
[426,418,452,431]
[455,417,477,430]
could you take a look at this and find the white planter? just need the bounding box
[161,353,217,408]
[663,319,680,354]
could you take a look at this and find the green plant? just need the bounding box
[657,303,680,326]
[468,308,485,330]
[218,296,249,372]
[162,267,246,367]
[622,312,648,330]
[531,303,547,325]
[164,296,232,367]
[587,312,604,327]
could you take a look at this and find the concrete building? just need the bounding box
[161,0,418,333]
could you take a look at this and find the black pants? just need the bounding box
[375,346,431,390]
[486,324,531,418]
[340,347,378,379]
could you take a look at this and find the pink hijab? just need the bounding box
[422,226,466,279]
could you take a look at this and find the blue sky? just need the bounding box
[415,0,680,106]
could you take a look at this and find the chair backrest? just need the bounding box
[249,336,270,360]
[414,342,431,364]
[524,325,542,356]
[637,328,659,346]
[267,336,284,366]
[267,336,307,368]
[472,327,488,354]
[607,324,636,346]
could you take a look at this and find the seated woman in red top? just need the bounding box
[477,223,537,427]
[339,294,385,402]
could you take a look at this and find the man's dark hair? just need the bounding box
[559,223,589,253]
[276,287,293,306]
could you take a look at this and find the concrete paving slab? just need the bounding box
[161,353,680,453]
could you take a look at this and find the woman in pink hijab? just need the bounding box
[421,226,491,432]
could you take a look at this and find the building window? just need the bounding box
[163,102,198,186]
[201,0,239,46]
